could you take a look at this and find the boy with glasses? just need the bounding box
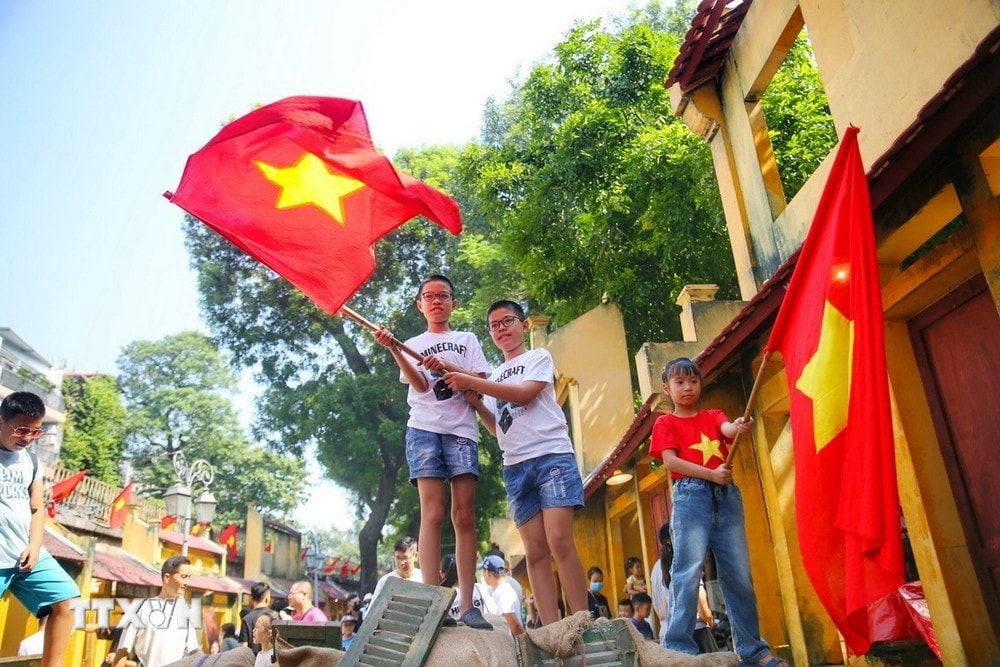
[443,301,588,626]
[373,275,493,630]
[0,392,80,667]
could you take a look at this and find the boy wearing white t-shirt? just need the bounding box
[374,275,492,631]
[443,300,588,627]
[481,555,523,635]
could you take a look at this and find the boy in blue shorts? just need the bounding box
[374,274,493,630]
[0,392,80,667]
[443,300,588,625]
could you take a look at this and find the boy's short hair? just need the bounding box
[618,599,634,611]
[662,357,703,383]
[162,555,190,576]
[251,581,271,602]
[416,274,455,300]
[394,536,417,553]
[632,592,652,606]
[0,391,46,420]
[486,300,526,322]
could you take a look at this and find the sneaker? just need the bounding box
[459,607,494,631]
[442,616,458,627]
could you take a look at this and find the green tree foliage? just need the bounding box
[761,34,838,199]
[60,374,127,484]
[457,2,738,354]
[117,330,303,524]
[183,146,507,592]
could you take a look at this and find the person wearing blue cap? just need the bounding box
[480,555,523,636]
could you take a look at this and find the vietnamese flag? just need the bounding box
[48,469,88,515]
[218,523,239,561]
[108,481,134,529]
[160,515,178,531]
[165,96,462,315]
[324,556,341,574]
[767,127,904,655]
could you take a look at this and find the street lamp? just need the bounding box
[303,532,324,607]
[163,452,217,556]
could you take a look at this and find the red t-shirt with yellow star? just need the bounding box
[649,410,733,480]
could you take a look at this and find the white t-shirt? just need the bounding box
[402,330,491,440]
[17,629,44,656]
[489,579,523,634]
[371,568,424,603]
[0,449,36,568]
[254,648,274,667]
[448,583,499,619]
[118,596,201,666]
[649,560,669,642]
[484,348,573,465]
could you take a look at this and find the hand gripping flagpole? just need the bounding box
[725,350,772,466]
[339,305,425,364]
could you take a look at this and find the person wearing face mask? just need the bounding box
[586,566,611,619]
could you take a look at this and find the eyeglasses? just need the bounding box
[420,291,454,302]
[3,423,44,439]
[487,316,522,332]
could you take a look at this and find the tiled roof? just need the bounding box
[158,528,226,556]
[43,527,86,562]
[93,549,162,587]
[319,579,353,602]
[666,0,752,90]
[188,573,243,595]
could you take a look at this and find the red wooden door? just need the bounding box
[911,274,1000,627]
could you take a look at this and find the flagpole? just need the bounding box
[339,305,425,363]
[725,350,772,466]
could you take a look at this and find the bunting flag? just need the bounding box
[160,515,178,530]
[108,481,134,529]
[47,469,89,517]
[264,534,274,553]
[217,523,239,561]
[165,96,463,315]
[766,127,904,655]
[349,562,362,576]
[50,469,88,502]
[190,522,209,536]
[324,556,341,574]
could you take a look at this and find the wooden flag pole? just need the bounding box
[725,350,773,466]
[339,305,425,364]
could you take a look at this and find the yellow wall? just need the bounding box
[531,303,635,473]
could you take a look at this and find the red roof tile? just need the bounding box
[158,528,225,556]
[666,0,752,90]
[93,550,162,587]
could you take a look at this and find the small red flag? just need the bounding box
[108,481,134,529]
[166,96,463,315]
[323,557,340,574]
[218,523,239,561]
[767,127,904,654]
[50,469,88,503]
[264,534,274,553]
[160,515,178,530]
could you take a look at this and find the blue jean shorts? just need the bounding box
[405,427,479,484]
[503,452,584,527]
[0,549,80,617]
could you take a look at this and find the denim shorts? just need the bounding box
[405,427,479,484]
[503,452,584,527]
[0,550,80,616]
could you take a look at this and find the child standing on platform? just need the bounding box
[650,357,784,667]
[374,275,493,630]
[443,300,588,626]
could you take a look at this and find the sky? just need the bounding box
[0,0,637,531]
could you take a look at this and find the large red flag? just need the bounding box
[767,126,904,655]
[165,96,463,314]
[217,523,239,561]
[108,481,134,529]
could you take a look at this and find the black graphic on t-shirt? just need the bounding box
[496,399,525,434]
[432,377,454,401]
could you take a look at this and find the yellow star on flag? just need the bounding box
[255,152,365,225]
[689,432,725,465]
[113,498,126,510]
[796,300,854,452]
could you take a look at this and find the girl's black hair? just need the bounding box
[661,357,703,383]
[439,554,458,588]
